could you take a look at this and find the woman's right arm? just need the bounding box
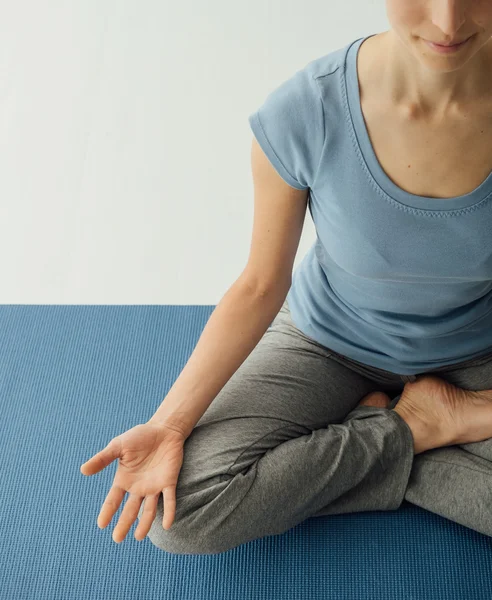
[149,139,309,437]
[148,280,287,435]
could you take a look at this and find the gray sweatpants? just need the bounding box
[140,298,492,554]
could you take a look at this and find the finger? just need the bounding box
[163,486,177,530]
[80,438,121,475]
[112,494,143,544]
[134,494,159,541]
[97,486,126,529]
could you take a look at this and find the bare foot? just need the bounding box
[393,375,492,447]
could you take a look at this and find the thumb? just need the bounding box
[80,438,121,475]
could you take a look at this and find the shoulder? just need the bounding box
[304,37,363,83]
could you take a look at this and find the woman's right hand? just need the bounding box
[80,420,187,543]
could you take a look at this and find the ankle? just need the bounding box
[391,405,449,455]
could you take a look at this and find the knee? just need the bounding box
[145,520,223,556]
[142,493,232,556]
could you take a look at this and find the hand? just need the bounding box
[80,421,186,543]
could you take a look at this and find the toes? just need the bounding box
[359,392,391,408]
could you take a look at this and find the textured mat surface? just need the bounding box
[1,305,492,599]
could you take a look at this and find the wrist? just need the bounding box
[148,412,191,438]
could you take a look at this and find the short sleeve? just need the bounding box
[248,66,325,190]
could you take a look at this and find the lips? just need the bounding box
[424,35,472,53]
[432,36,470,46]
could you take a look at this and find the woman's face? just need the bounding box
[385,0,492,62]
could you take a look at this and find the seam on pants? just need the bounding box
[401,375,417,382]
[418,456,492,478]
[222,421,323,479]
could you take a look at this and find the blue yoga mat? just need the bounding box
[2,305,492,599]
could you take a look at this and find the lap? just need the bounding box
[177,301,492,498]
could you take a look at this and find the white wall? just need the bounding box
[0,0,387,304]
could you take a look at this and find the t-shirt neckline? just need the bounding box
[344,34,492,211]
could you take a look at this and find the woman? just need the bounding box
[81,1,492,553]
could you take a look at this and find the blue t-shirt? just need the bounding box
[248,33,492,375]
